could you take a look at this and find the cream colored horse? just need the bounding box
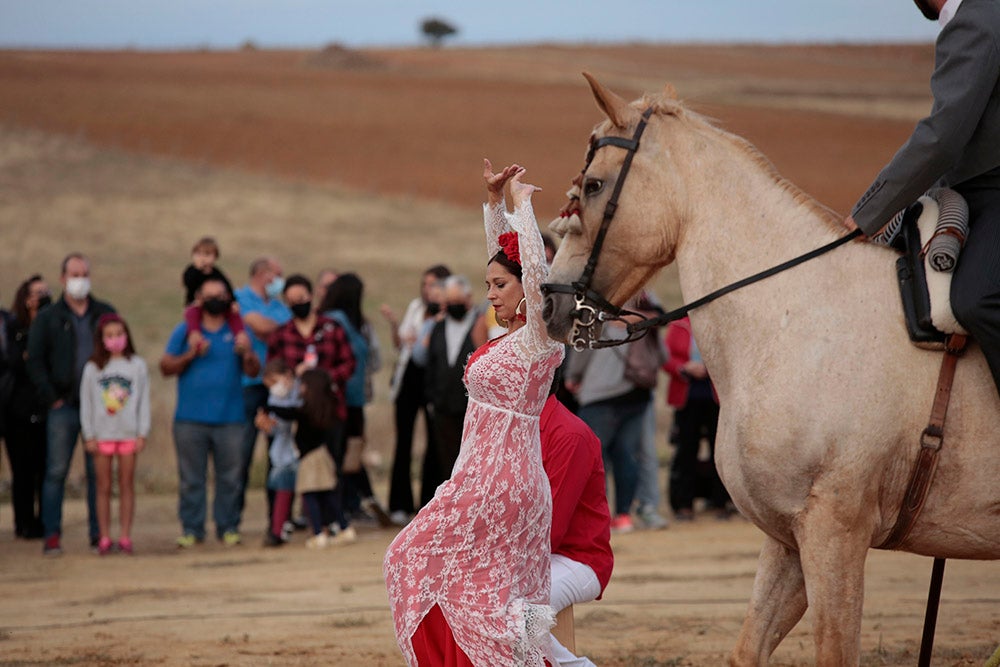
[542,74,1000,666]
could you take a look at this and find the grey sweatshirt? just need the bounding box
[80,356,151,442]
[566,325,637,406]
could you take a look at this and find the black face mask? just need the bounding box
[291,301,313,320]
[36,295,52,310]
[426,302,441,316]
[446,303,468,321]
[203,297,231,315]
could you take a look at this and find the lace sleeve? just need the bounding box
[483,200,512,260]
[507,199,555,355]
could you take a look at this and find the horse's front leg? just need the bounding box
[730,534,808,667]
[796,501,871,667]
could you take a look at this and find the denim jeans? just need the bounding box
[634,400,661,511]
[173,421,245,539]
[577,398,646,516]
[41,404,97,541]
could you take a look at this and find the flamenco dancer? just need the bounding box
[384,160,565,666]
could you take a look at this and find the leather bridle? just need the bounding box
[540,107,656,351]
[541,105,861,351]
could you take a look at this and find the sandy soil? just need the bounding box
[1,494,997,666]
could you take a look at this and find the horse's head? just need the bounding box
[543,73,686,346]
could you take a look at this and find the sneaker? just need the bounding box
[673,508,695,522]
[329,525,358,546]
[389,511,411,527]
[43,534,63,556]
[305,533,329,549]
[262,532,286,547]
[222,531,242,547]
[361,497,394,528]
[281,521,295,542]
[97,536,114,556]
[610,514,635,534]
[636,506,669,531]
[117,537,134,555]
[176,533,198,549]
[291,515,309,531]
[90,535,101,554]
[349,511,378,528]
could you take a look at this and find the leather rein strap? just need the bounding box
[878,333,967,550]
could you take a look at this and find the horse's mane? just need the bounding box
[638,94,844,233]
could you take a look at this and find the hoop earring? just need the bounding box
[515,297,527,322]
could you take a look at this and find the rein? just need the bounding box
[541,104,863,350]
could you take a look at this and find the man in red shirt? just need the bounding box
[540,392,614,667]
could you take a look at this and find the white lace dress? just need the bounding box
[384,197,565,666]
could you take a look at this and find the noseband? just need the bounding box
[541,107,656,351]
[541,105,862,351]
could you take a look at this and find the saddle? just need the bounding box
[881,189,970,349]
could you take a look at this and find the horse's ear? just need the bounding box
[582,72,634,130]
[662,82,678,100]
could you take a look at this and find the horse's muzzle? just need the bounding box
[542,293,574,343]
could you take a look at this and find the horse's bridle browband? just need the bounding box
[541,106,863,351]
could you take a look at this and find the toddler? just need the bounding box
[182,236,249,355]
[258,358,300,546]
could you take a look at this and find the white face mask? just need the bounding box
[65,277,91,300]
[269,380,291,399]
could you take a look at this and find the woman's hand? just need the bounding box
[483,159,522,206]
[510,167,541,208]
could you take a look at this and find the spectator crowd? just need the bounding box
[0,234,734,558]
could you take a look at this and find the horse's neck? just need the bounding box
[671,156,894,394]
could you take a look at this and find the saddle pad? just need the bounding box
[914,196,967,336]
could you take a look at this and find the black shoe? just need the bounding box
[262,532,286,547]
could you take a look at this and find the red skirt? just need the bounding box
[410,604,475,667]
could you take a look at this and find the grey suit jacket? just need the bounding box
[852,0,1000,236]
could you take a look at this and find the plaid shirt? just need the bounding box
[266,315,356,419]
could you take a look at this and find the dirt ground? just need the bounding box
[0,493,997,666]
[1,43,999,665]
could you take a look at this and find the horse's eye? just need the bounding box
[583,178,604,197]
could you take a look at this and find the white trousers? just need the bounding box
[550,553,601,667]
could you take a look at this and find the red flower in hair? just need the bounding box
[498,232,521,266]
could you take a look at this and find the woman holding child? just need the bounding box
[383,161,564,666]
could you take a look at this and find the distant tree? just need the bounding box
[420,17,458,48]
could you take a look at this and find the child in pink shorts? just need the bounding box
[80,314,151,555]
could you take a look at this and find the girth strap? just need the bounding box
[878,333,967,550]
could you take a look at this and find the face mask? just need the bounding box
[36,294,52,310]
[446,303,468,321]
[269,380,291,399]
[290,301,312,320]
[104,334,128,354]
[426,302,441,316]
[65,277,91,300]
[265,276,285,299]
[203,297,231,315]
